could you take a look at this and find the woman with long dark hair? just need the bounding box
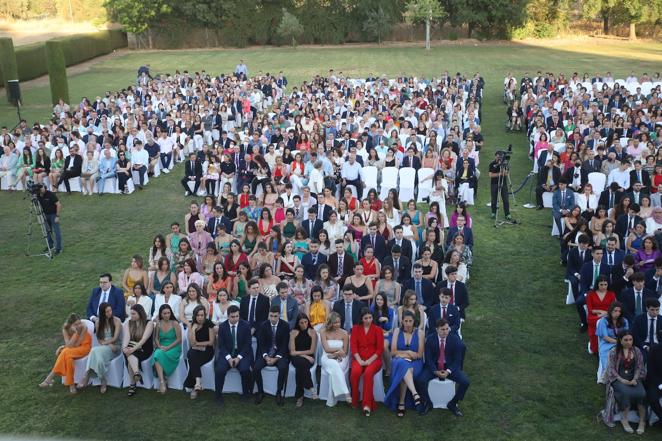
[122,304,154,396]
[152,304,183,394]
[185,305,215,399]
[596,301,629,382]
[289,313,318,407]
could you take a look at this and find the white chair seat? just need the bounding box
[542,192,554,208]
[379,167,399,200]
[428,378,456,409]
[284,362,317,398]
[131,170,149,186]
[91,353,125,388]
[58,177,82,193]
[363,166,378,193]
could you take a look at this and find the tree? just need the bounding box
[362,6,394,44]
[581,0,618,34]
[45,40,69,105]
[613,0,662,40]
[0,38,18,104]
[405,0,447,50]
[173,0,224,47]
[444,0,526,38]
[104,0,172,48]
[276,8,304,47]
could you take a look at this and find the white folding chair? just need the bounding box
[318,363,350,402]
[151,324,188,390]
[354,367,385,403]
[457,183,474,206]
[379,167,399,200]
[96,177,118,194]
[542,192,554,208]
[398,167,416,202]
[416,168,435,203]
[153,159,161,178]
[427,379,457,409]
[187,181,206,197]
[58,177,82,193]
[131,170,149,187]
[200,358,216,391]
[587,172,606,194]
[91,353,125,388]
[284,361,318,398]
[362,166,378,193]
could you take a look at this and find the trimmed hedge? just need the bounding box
[0,29,126,86]
[45,40,69,105]
[0,38,19,103]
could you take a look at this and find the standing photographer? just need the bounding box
[37,185,62,255]
[489,151,511,220]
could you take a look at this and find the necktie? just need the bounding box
[270,325,277,356]
[338,255,344,277]
[635,291,642,316]
[657,277,661,293]
[629,216,633,230]
[309,222,313,238]
[415,280,422,304]
[580,250,585,261]
[608,253,613,266]
[442,305,447,319]
[649,318,656,344]
[593,265,600,288]
[231,325,237,356]
[437,338,446,371]
[98,291,108,315]
[609,193,614,208]
[450,283,455,304]
[295,207,299,218]
[312,254,317,265]
[249,296,257,324]
[394,258,400,280]
[281,301,288,322]
[344,303,352,331]
[561,191,565,209]
[318,205,323,219]
[371,234,376,248]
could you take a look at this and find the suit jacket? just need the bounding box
[632,313,662,350]
[455,157,476,175]
[386,238,413,262]
[424,332,465,375]
[615,214,643,240]
[647,343,662,388]
[536,150,559,170]
[582,158,602,174]
[427,303,461,335]
[310,204,332,222]
[216,319,253,361]
[629,169,651,190]
[63,155,83,176]
[301,218,324,240]
[441,280,470,319]
[402,155,422,170]
[301,252,327,281]
[566,247,592,279]
[446,226,474,249]
[256,319,291,359]
[644,269,662,295]
[207,216,233,238]
[552,188,576,214]
[270,295,299,329]
[239,294,270,330]
[562,166,588,186]
[328,252,355,286]
[383,255,412,284]
[537,165,561,187]
[618,288,656,323]
[360,233,387,260]
[402,278,436,308]
[598,189,623,210]
[625,190,650,206]
[579,261,611,294]
[610,264,633,295]
[184,159,203,178]
[86,285,126,321]
[332,299,366,327]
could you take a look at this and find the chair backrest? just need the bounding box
[417,168,435,189]
[588,172,606,194]
[381,167,399,187]
[363,166,378,190]
[399,167,416,188]
[81,319,97,346]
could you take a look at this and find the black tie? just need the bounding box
[249,297,257,324]
[649,318,656,344]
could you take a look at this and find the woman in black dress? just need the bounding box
[122,304,154,397]
[289,313,318,407]
[185,305,216,399]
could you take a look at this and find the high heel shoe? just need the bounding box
[636,422,645,435]
[38,380,53,388]
[397,403,405,418]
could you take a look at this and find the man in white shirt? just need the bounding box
[131,140,149,189]
[341,152,365,199]
[607,159,631,191]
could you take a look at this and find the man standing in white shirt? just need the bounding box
[131,140,149,189]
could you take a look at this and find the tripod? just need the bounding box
[25,194,53,259]
[493,163,518,228]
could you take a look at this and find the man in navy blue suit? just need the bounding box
[632,299,662,359]
[301,240,327,281]
[360,222,387,260]
[416,319,470,417]
[301,208,324,240]
[253,306,291,405]
[445,215,474,249]
[644,257,662,296]
[619,272,656,323]
[402,264,436,308]
[601,237,624,270]
[214,305,253,407]
[86,273,126,322]
[578,247,609,331]
[427,289,461,335]
[552,179,575,239]
[206,206,232,238]
[239,279,270,335]
[442,266,470,319]
[566,234,592,300]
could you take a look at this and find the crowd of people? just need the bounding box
[505,71,662,433]
[36,64,485,416]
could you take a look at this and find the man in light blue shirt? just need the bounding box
[341,152,364,199]
[96,148,117,195]
[235,60,248,78]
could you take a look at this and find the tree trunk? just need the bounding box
[147,29,154,49]
[425,18,430,50]
[602,14,609,34]
[205,28,210,48]
[629,22,637,40]
[467,22,473,39]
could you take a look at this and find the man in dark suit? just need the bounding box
[645,342,662,422]
[602,237,625,270]
[332,286,366,333]
[566,234,593,300]
[402,263,436,308]
[598,182,623,210]
[645,257,662,296]
[301,208,324,240]
[562,158,588,192]
[360,222,387,260]
[442,266,470,319]
[86,273,126,322]
[402,146,422,170]
[633,298,662,357]
[253,306,291,405]
[270,282,299,329]
[535,159,561,209]
[383,245,412,284]
[615,204,642,243]
[536,145,559,171]
[310,193,332,223]
[427,289,461,335]
[214,305,253,406]
[626,181,649,206]
[239,279,270,335]
[629,160,651,191]
[387,226,414,262]
[610,254,635,296]
[446,216,474,249]
[181,151,203,196]
[552,179,575,240]
[206,206,233,238]
[328,239,355,288]
[619,272,656,323]
[57,145,83,194]
[416,318,470,417]
[581,149,602,174]
[301,240,327,281]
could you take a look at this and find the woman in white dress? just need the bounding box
[575,183,598,216]
[125,282,154,319]
[210,289,239,325]
[428,177,449,228]
[152,282,181,321]
[320,311,352,407]
[324,211,347,244]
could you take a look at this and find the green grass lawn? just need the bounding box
[1,41,661,440]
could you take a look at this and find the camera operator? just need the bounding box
[37,185,62,255]
[489,151,511,220]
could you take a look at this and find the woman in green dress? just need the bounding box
[343,231,359,263]
[78,302,122,393]
[282,208,298,240]
[48,148,65,192]
[293,228,310,262]
[152,304,182,393]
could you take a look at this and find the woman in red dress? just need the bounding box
[257,208,274,237]
[586,275,616,354]
[239,184,251,209]
[343,188,359,212]
[367,189,382,212]
[360,245,381,292]
[223,240,249,291]
[350,308,384,416]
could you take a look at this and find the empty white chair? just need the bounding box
[542,192,554,208]
[417,168,435,203]
[398,167,416,202]
[186,181,206,197]
[379,167,399,200]
[362,166,378,193]
[152,159,161,178]
[588,172,606,194]
[428,379,457,409]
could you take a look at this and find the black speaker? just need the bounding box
[7,79,21,106]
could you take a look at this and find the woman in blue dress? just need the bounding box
[384,310,426,417]
[371,292,395,376]
[595,301,629,383]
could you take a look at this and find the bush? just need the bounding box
[447,31,458,41]
[16,43,47,82]
[45,40,69,104]
[0,38,19,97]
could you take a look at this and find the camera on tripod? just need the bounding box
[495,144,513,168]
[25,179,43,197]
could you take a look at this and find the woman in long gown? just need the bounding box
[289,313,318,407]
[384,310,426,416]
[596,302,629,382]
[185,305,215,399]
[586,276,616,355]
[320,312,352,407]
[152,304,183,393]
[350,308,384,416]
[123,304,154,397]
[78,303,123,392]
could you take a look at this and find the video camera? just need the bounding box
[25,179,43,198]
[495,144,513,167]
